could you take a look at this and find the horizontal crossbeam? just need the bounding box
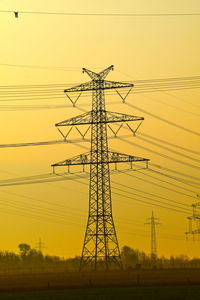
[64,80,133,93]
[55,111,143,127]
[52,150,149,167]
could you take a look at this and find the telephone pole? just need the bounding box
[52,65,149,270]
[145,211,160,260]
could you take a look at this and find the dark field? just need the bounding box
[1,286,200,300]
[1,269,200,299]
[0,269,200,291]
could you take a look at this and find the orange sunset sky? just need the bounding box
[0,0,199,258]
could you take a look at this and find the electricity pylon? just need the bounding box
[185,199,200,241]
[35,238,45,253]
[52,65,149,270]
[145,211,160,260]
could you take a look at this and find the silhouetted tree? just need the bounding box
[18,243,31,258]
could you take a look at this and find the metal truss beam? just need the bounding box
[64,80,133,93]
[52,151,149,167]
[55,111,144,127]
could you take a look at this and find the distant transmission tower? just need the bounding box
[145,211,160,260]
[35,238,45,253]
[185,198,200,241]
[52,65,149,270]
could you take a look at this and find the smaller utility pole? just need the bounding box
[35,238,45,253]
[185,199,200,241]
[145,211,160,261]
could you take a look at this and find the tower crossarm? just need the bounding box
[52,151,149,167]
[145,221,160,225]
[145,216,160,222]
[185,229,200,235]
[64,80,133,93]
[192,202,200,208]
[55,111,144,127]
[106,111,143,123]
[188,215,200,220]
[56,112,91,126]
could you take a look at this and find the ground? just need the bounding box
[1,286,200,300]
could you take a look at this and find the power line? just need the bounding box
[0,172,89,186]
[120,137,200,171]
[0,138,90,148]
[1,10,200,17]
[148,168,199,189]
[74,173,192,213]
[112,189,189,215]
[120,171,196,199]
[111,180,190,208]
[0,137,196,197]
[137,170,197,194]
[0,188,85,214]
[41,176,189,234]
[119,230,186,241]
[0,135,198,195]
[136,135,200,164]
[119,73,200,82]
[0,201,84,227]
[51,173,195,218]
[0,196,85,222]
[164,91,200,110]
[72,176,191,215]
[142,94,200,117]
[1,75,200,87]
[76,167,196,199]
[125,103,200,137]
[0,134,133,148]
[138,131,200,156]
[1,81,200,95]
[0,174,189,236]
[0,83,74,89]
[112,185,191,213]
[0,104,77,111]
[150,163,200,182]
[0,77,200,92]
[0,63,84,71]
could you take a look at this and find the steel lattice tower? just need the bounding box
[145,211,160,260]
[52,66,149,270]
[185,200,200,241]
[35,238,45,253]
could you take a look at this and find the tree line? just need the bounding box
[0,244,199,270]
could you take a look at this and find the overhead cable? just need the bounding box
[126,103,200,137]
[1,10,200,17]
[120,137,200,171]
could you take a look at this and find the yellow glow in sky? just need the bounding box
[0,1,200,258]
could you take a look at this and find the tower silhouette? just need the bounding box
[35,238,45,253]
[145,211,160,260]
[185,200,200,241]
[52,66,149,270]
